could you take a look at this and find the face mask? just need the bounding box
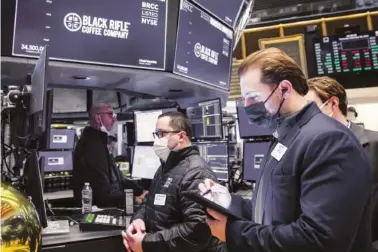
[153,137,170,162]
[319,100,333,117]
[153,134,180,162]
[244,85,284,129]
[99,116,115,135]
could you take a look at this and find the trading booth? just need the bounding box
[2,0,378,251]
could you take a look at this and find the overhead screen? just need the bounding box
[186,99,223,140]
[236,102,272,138]
[192,0,244,28]
[174,0,234,89]
[195,141,228,181]
[13,0,167,70]
[314,30,378,76]
[134,108,177,143]
[243,142,270,181]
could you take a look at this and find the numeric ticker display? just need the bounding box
[314,31,378,75]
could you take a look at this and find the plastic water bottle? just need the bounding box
[82,182,93,214]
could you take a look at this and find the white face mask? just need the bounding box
[99,116,116,135]
[319,100,333,117]
[153,137,170,162]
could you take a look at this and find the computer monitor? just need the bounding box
[24,150,48,228]
[131,145,161,179]
[52,88,87,113]
[194,141,228,181]
[39,151,73,173]
[186,99,223,140]
[30,46,49,137]
[134,108,178,143]
[243,141,271,181]
[236,100,272,138]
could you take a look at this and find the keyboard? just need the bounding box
[43,220,70,235]
[79,213,127,232]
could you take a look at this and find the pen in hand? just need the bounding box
[201,189,212,197]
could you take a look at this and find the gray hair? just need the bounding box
[89,103,113,126]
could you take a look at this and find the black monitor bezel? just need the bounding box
[24,150,48,228]
[29,46,49,137]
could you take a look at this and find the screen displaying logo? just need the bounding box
[193,42,219,65]
[64,13,82,32]
[13,0,167,69]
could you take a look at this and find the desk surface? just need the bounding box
[42,217,131,247]
[44,190,74,200]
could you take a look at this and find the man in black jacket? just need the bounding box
[122,111,225,252]
[306,76,378,250]
[72,103,143,208]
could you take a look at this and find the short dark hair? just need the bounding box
[158,111,193,140]
[238,47,309,95]
[307,76,348,116]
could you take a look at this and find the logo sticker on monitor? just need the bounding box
[52,135,68,144]
[48,157,64,166]
[254,154,264,169]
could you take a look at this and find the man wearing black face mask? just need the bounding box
[199,48,372,252]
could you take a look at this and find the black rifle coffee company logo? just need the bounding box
[63,12,131,39]
[193,42,219,65]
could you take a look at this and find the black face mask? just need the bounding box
[244,86,285,129]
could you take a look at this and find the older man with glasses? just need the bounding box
[72,103,143,208]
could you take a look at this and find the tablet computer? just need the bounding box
[182,192,248,220]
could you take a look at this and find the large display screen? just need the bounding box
[192,0,244,28]
[13,0,167,70]
[186,99,223,140]
[174,0,233,89]
[314,30,378,75]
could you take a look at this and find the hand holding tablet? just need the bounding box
[182,179,247,221]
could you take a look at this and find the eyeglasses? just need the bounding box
[152,130,180,139]
[98,112,117,118]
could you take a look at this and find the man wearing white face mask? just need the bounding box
[306,76,378,251]
[72,103,143,208]
[122,111,226,252]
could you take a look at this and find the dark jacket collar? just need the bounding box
[276,102,321,141]
[81,126,108,145]
[163,145,199,172]
[350,122,369,146]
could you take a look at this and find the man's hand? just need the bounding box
[206,208,228,242]
[124,228,145,252]
[198,179,232,209]
[135,191,148,204]
[122,231,131,251]
[127,219,146,234]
